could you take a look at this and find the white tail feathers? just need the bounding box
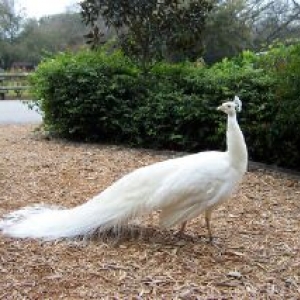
[0,159,178,240]
[0,192,148,240]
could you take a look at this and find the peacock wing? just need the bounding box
[151,157,232,228]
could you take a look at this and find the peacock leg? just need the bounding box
[178,221,187,234]
[205,210,213,242]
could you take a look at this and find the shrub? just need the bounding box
[30,46,300,170]
[254,43,300,167]
[30,50,143,142]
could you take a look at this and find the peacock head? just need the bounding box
[217,96,242,116]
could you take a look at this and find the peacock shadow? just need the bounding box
[76,224,226,251]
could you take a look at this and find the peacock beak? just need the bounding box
[217,106,222,111]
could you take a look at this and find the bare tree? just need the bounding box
[244,0,300,47]
[203,0,300,63]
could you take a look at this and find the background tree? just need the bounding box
[202,0,252,63]
[1,0,300,69]
[251,0,300,47]
[0,0,24,67]
[0,0,23,42]
[0,9,89,68]
[202,0,300,63]
[80,0,213,66]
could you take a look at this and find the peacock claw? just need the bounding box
[207,237,223,248]
[208,237,215,244]
[175,231,189,239]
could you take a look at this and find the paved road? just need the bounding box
[0,100,42,124]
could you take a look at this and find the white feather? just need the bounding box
[0,96,248,240]
[234,95,242,112]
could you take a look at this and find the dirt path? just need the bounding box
[0,125,299,299]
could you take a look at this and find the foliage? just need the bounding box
[202,0,300,63]
[30,50,142,141]
[1,0,300,68]
[254,43,300,167]
[202,0,252,63]
[0,0,25,68]
[30,46,300,170]
[80,0,213,67]
[0,0,24,42]
[0,11,88,69]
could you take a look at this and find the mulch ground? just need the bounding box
[0,125,299,299]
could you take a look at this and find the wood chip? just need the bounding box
[0,124,300,299]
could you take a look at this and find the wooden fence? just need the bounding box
[0,73,30,100]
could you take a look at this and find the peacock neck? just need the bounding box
[226,114,248,172]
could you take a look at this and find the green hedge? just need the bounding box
[30,47,300,171]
